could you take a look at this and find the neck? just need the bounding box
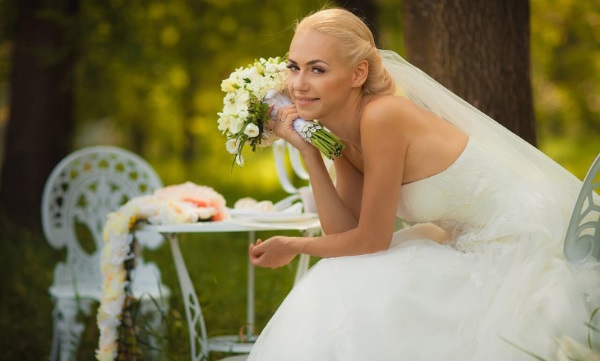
[320,91,365,147]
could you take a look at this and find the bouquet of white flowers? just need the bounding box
[218,56,345,166]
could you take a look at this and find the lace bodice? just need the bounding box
[397,137,569,251]
[398,138,500,224]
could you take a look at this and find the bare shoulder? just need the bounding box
[360,95,420,137]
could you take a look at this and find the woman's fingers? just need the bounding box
[272,105,305,147]
[249,239,263,256]
[275,104,298,124]
[249,240,263,266]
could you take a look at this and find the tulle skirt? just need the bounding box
[247,232,600,361]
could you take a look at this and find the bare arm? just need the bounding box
[250,98,411,267]
[269,104,363,235]
[300,148,365,235]
[297,98,408,256]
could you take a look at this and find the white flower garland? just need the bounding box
[96,182,229,360]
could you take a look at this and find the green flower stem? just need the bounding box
[308,130,345,159]
[293,119,345,159]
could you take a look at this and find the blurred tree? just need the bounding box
[0,0,79,231]
[341,0,380,46]
[403,0,537,146]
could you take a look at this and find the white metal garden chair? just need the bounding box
[564,152,600,263]
[272,139,326,282]
[41,146,170,361]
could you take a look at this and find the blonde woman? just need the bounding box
[248,8,600,360]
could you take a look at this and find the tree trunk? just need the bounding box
[341,0,380,46]
[403,0,537,146]
[0,0,79,231]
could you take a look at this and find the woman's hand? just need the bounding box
[249,236,299,269]
[267,104,316,155]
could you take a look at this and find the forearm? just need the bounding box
[290,226,392,259]
[302,150,358,234]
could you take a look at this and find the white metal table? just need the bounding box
[138,217,320,361]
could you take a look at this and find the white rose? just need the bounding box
[244,123,260,138]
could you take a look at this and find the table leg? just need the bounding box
[167,233,209,361]
[247,230,256,341]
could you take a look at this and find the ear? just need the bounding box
[352,60,368,87]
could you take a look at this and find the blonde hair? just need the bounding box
[295,8,395,96]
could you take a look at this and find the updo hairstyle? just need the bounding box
[295,8,395,96]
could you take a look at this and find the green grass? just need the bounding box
[0,220,305,360]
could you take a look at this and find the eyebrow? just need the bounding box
[287,58,329,66]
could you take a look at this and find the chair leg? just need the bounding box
[50,315,60,361]
[294,254,311,285]
[51,297,93,361]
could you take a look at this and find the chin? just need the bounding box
[297,110,320,121]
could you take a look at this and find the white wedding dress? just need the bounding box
[247,136,600,361]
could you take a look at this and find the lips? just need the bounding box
[294,96,319,106]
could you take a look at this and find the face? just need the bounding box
[287,30,357,122]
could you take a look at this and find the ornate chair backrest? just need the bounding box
[272,139,309,195]
[272,139,335,213]
[564,153,600,264]
[41,146,163,298]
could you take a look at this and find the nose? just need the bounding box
[292,71,309,92]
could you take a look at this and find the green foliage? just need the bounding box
[74,0,322,200]
[531,0,600,178]
[0,222,59,359]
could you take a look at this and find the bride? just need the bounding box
[247,8,600,360]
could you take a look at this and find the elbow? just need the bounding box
[357,229,394,255]
[320,218,359,236]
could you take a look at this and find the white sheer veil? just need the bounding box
[379,49,584,258]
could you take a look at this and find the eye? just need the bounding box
[286,64,299,72]
[311,67,325,74]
